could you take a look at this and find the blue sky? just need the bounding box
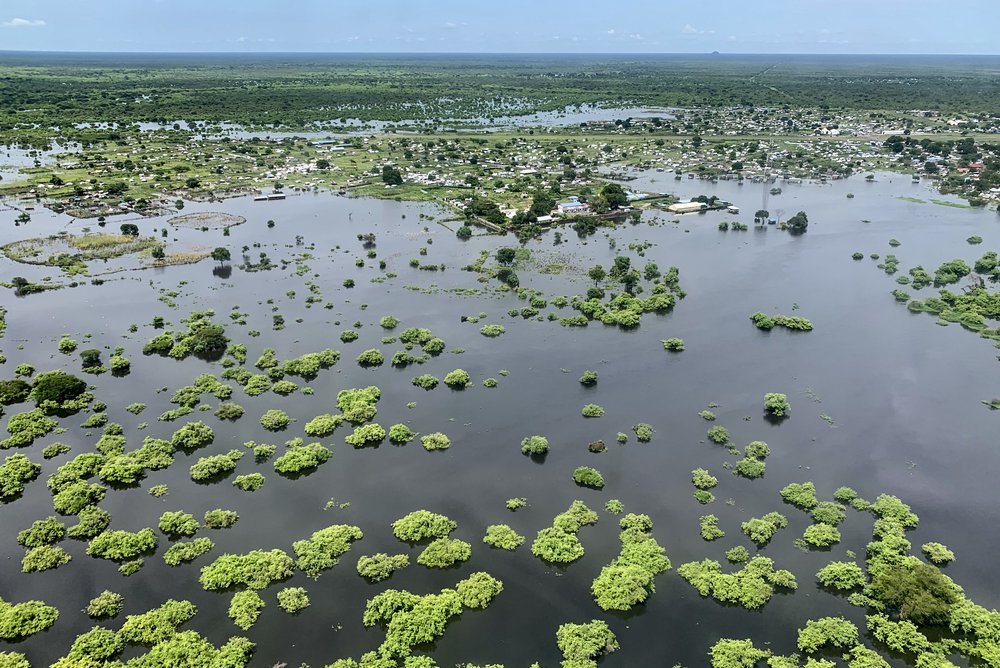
[1,0,997,54]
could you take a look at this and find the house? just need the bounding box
[557,197,590,215]
[668,202,708,214]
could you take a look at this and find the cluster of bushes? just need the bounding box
[356,571,502,659]
[392,510,456,542]
[164,538,215,566]
[741,511,788,545]
[591,514,671,611]
[483,524,525,551]
[190,450,244,482]
[142,311,229,360]
[337,386,381,423]
[417,537,472,568]
[531,500,598,564]
[199,549,295,590]
[750,312,814,331]
[273,442,332,475]
[356,553,409,582]
[734,440,770,479]
[292,524,364,578]
[678,556,797,609]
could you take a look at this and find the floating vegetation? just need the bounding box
[531,500,598,564]
[591,514,671,611]
[750,312,814,331]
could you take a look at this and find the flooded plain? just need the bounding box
[0,173,998,667]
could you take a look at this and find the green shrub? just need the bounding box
[573,466,605,489]
[480,324,505,337]
[633,423,654,441]
[411,374,439,390]
[170,421,214,451]
[273,442,332,475]
[678,556,797,609]
[417,537,472,568]
[802,524,841,547]
[796,616,858,653]
[87,528,157,561]
[260,409,290,431]
[17,517,66,547]
[158,511,199,537]
[199,549,295,590]
[233,473,265,492]
[164,538,215,566]
[662,338,685,351]
[392,510,456,542]
[345,423,386,447]
[505,497,527,511]
[692,468,718,490]
[388,423,416,444]
[816,561,866,590]
[741,512,788,545]
[922,542,955,565]
[579,370,598,385]
[337,386,381,422]
[700,514,726,541]
[203,509,239,529]
[763,392,791,417]
[483,525,525,550]
[707,425,730,444]
[556,620,619,666]
[190,450,243,481]
[0,598,59,640]
[356,553,409,582]
[293,524,364,578]
[780,481,818,509]
[581,403,605,417]
[520,435,549,455]
[0,454,41,500]
[305,414,342,437]
[85,590,124,619]
[421,432,450,451]
[22,545,72,573]
[443,369,471,388]
[228,590,264,630]
[277,587,310,614]
[356,348,384,366]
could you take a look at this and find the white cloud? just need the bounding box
[1,17,46,28]
[607,28,615,35]
[681,23,715,35]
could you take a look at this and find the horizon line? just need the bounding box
[1,49,998,57]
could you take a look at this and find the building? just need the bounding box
[557,197,590,215]
[668,201,708,214]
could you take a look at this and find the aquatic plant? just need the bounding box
[356,553,409,582]
[417,537,472,568]
[158,511,199,538]
[203,509,239,529]
[581,403,604,417]
[163,538,215,566]
[764,393,791,417]
[86,528,157,561]
[85,591,124,619]
[483,524,525,550]
[293,524,364,578]
[228,590,264,630]
[573,466,605,489]
[345,423,386,447]
[199,549,295,591]
[259,409,290,431]
[662,338,685,351]
[273,442,332,475]
[816,561,866,590]
[421,432,450,451]
[443,369,471,388]
[190,450,243,482]
[521,435,549,456]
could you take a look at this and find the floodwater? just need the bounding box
[0,174,998,667]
